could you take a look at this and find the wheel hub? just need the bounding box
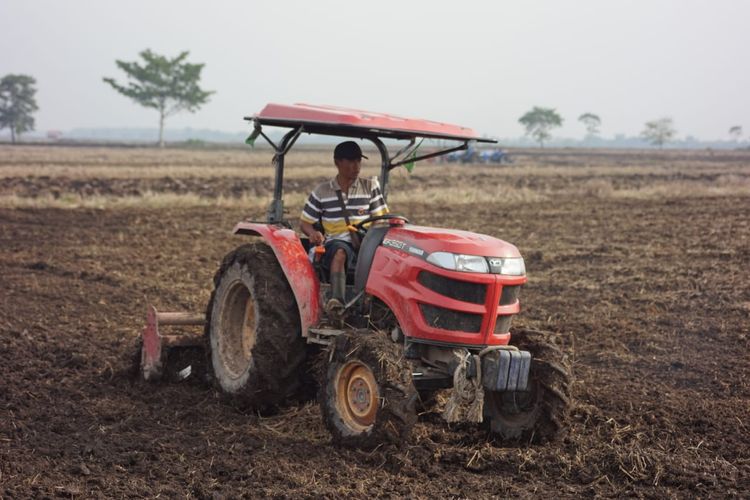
[336,361,379,431]
[349,377,372,415]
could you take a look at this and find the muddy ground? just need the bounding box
[1,146,749,498]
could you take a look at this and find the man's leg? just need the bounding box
[322,240,355,316]
[330,248,347,304]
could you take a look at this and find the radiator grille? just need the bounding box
[494,315,513,334]
[417,271,486,304]
[499,285,521,306]
[419,304,483,333]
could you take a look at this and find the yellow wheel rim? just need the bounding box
[219,281,257,379]
[335,361,379,432]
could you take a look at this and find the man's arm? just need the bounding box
[369,177,389,216]
[300,190,325,245]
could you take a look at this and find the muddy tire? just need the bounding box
[319,330,417,449]
[205,243,306,411]
[486,328,572,443]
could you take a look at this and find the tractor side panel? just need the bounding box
[233,222,320,336]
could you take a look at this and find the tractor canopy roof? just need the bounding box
[246,103,496,143]
[248,103,497,223]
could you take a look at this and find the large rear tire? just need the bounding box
[205,243,306,411]
[319,330,417,448]
[486,328,572,443]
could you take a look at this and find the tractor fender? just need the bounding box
[232,222,320,336]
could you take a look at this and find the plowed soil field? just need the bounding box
[1,145,748,498]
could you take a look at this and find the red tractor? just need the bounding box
[140,104,571,448]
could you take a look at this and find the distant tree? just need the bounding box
[0,74,39,143]
[729,125,742,142]
[641,117,676,149]
[518,107,563,148]
[578,112,601,137]
[103,49,214,147]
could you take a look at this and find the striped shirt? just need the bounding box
[300,176,389,242]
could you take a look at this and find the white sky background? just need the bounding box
[1,0,748,140]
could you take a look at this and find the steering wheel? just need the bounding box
[352,214,410,238]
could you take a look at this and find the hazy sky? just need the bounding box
[2,0,749,140]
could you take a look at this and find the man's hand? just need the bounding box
[300,220,325,245]
[308,230,325,246]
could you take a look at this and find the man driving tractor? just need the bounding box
[299,141,388,312]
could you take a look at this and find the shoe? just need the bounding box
[325,298,345,317]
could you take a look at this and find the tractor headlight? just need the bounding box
[427,252,489,273]
[487,257,526,276]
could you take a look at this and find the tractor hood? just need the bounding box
[385,225,522,258]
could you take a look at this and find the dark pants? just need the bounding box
[322,239,357,278]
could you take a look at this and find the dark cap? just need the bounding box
[334,141,368,160]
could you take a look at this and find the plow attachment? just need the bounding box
[140,306,206,381]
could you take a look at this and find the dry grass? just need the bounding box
[0,145,748,208]
[0,164,335,180]
[574,176,750,199]
[0,191,309,210]
[390,185,545,204]
[0,145,332,179]
[3,181,745,210]
[4,145,748,181]
[612,183,750,199]
[3,161,744,183]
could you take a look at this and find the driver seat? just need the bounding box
[353,224,391,295]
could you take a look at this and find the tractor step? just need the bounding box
[140,306,205,381]
[307,327,346,346]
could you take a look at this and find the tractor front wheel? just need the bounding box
[319,330,417,448]
[206,243,306,411]
[486,328,572,443]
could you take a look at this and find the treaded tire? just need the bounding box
[205,243,306,411]
[319,330,417,449]
[487,328,572,443]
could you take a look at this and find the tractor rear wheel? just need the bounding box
[319,330,417,448]
[486,328,571,443]
[206,243,306,411]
